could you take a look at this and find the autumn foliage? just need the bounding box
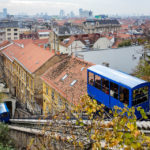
[28,95,150,150]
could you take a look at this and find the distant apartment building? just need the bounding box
[59,33,102,54]
[19,28,31,34]
[0,21,19,43]
[83,19,121,34]
[3,8,7,18]
[59,9,65,18]
[19,28,38,40]
[49,24,85,53]
[79,8,93,18]
[38,30,51,39]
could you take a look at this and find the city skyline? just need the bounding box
[0,0,150,16]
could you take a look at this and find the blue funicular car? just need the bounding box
[87,65,150,118]
[0,103,10,123]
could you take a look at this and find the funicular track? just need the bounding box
[6,115,150,150]
[9,118,150,136]
[9,105,150,135]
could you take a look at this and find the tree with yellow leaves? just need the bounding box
[28,95,150,150]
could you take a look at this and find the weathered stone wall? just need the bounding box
[9,128,36,150]
[8,126,90,150]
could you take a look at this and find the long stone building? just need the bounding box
[0,39,67,114]
[83,19,121,34]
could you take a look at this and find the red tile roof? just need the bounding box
[119,19,135,26]
[75,33,101,45]
[54,19,86,26]
[33,38,49,45]
[71,19,86,25]
[117,33,131,39]
[112,40,121,48]
[0,41,11,49]
[41,57,94,105]
[121,24,129,30]
[2,39,54,73]
[2,44,21,61]
[13,39,33,46]
[60,33,101,48]
[55,20,67,26]
[105,35,114,40]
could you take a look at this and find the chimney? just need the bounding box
[46,47,50,50]
[21,44,24,48]
[52,49,55,53]
[40,45,43,48]
[56,51,60,55]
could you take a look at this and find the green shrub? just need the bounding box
[0,143,15,150]
[118,40,131,47]
[0,123,15,149]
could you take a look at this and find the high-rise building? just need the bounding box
[89,10,93,18]
[70,11,75,18]
[3,8,7,18]
[79,8,83,17]
[59,10,65,18]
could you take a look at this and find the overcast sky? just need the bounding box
[0,0,150,16]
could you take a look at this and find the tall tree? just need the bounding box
[134,44,150,81]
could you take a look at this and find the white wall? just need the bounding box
[19,28,30,34]
[38,32,50,39]
[59,45,68,54]
[93,37,114,49]
[59,40,85,55]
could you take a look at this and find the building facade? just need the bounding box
[83,19,121,34]
[0,39,66,114]
[38,30,51,39]
[0,21,19,43]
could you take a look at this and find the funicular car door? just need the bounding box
[99,77,110,108]
[88,72,110,107]
[109,82,129,109]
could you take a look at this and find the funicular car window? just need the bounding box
[88,72,94,86]
[119,86,129,105]
[102,78,109,95]
[1,112,9,118]
[94,75,101,90]
[133,86,148,106]
[110,82,119,99]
